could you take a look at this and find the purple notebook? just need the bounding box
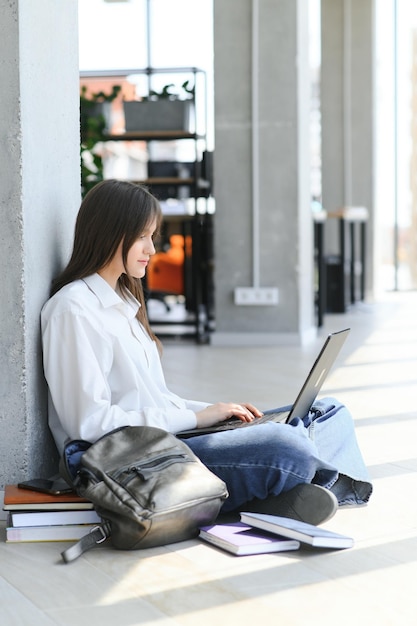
[199,522,300,556]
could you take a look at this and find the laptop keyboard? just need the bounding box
[215,411,289,430]
[177,410,291,438]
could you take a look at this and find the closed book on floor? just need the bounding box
[240,512,354,549]
[199,522,300,555]
[3,484,93,511]
[8,509,101,527]
[5,520,97,543]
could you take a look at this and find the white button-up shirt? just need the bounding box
[41,274,208,452]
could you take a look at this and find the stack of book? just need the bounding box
[3,484,101,543]
[199,512,354,556]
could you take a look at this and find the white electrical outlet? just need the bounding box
[234,287,279,306]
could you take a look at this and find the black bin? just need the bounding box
[325,255,349,313]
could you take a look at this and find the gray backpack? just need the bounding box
[60,425,228,563]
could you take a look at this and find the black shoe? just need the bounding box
[241,484,338,526]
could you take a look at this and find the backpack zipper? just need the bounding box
[114,453,188,483]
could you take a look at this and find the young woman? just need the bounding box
[41,179,372,525]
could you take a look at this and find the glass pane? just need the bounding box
[78,0,147,71]
[79,0,213,73]
[375,0,417,291]
[397,0,417,289]
[148,0,213,70]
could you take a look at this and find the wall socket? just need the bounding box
[234,287,279,306]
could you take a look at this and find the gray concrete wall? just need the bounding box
[0,0,80,487]
[212,0,315,345]
[321,0,375,293]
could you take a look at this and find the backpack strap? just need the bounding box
[61,522,111,563]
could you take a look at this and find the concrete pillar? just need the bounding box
[212,0,314,345]
[321,0,375,294]
[0,0,80,488]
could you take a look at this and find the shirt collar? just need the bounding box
[82,274,140,319]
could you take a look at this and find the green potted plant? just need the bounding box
[123,80,195,132]
[80,85,121,196]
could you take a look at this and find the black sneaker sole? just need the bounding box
[242,484,338,526]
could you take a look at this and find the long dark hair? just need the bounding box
[51,179,163,344]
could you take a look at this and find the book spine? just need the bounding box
[6,524,96,542]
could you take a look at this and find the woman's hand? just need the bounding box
[195,402,263,428]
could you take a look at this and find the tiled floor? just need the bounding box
[1,291,417,625]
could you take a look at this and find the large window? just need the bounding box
[375,0,417,291]
[78,0,214,180]
[79,0,147,71]
[78,0,213,73]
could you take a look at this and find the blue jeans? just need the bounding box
[186,397,372,512]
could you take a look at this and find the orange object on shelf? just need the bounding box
[147,234,191,295]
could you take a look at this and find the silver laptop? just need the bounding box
[176,328,350,438]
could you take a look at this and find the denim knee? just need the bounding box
[185,422,331,511]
